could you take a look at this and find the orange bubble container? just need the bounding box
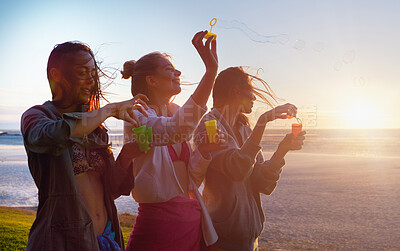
[292,123,302,137]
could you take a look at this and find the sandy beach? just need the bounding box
[258,152,400,250]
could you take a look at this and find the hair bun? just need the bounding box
[121,60,136,79]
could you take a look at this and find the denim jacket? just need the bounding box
[21,101,134,251]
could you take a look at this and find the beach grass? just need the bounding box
[0,207,35,250]
[0,206,136,250]
[0,206,330,251]
[0,207,279,250]
[118,212,137,247]
[0,207,281,250]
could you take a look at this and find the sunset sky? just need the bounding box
[1,0,399,130]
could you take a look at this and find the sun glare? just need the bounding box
[343,100,383,129]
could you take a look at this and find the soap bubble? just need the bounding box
[343,50,355,64]
[334,61,343,71]
[293,40,306,50]
[313,42,324,52]
[354,76,368,87]
[277,34,290,45]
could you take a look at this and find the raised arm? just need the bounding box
[250,158,285,195]
[124,95,207,145]
[191,31,218,107]
[247,103,298,146]
[21,95,148,155]
[250,131,306,195]
[71,95,148,138]
[21,106,77,155]
[124,31,219,146]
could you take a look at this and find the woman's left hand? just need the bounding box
[192,31,218,73]
[116,141,146,170]
[259,103,298,125]
[119,141,144,159]
[196,129,228,158]
[278,131,306,152]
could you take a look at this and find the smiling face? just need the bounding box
[149,57,182,98]
[66,50,97,106]
[47,42,102,112]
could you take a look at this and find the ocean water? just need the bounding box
[0,130,134,211]
[1,128,399,211]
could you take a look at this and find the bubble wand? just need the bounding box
[204,18,217,40]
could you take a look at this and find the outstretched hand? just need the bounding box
[192,31,218,73]
[112,94,149,127]
[260,103,298,124]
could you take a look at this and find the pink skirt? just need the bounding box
[126,196,203,251]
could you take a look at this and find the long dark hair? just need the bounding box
[47,41,106,112]
[213,66,280,126]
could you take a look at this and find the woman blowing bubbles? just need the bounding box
[192,67,306,251]
[121,31,225,250]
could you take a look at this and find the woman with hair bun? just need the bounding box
[122,31,225,250]
[192,66,306,251]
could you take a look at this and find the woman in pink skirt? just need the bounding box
[122,31,224,250]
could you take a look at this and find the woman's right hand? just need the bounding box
[259,103,298,124]
[192,31,218,73]
[119,141,144,159]
[109,94,149,127]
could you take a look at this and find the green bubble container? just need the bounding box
[147,126,153,143]
[132,125,150,152]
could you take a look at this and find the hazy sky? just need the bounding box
[1,0,399,130]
